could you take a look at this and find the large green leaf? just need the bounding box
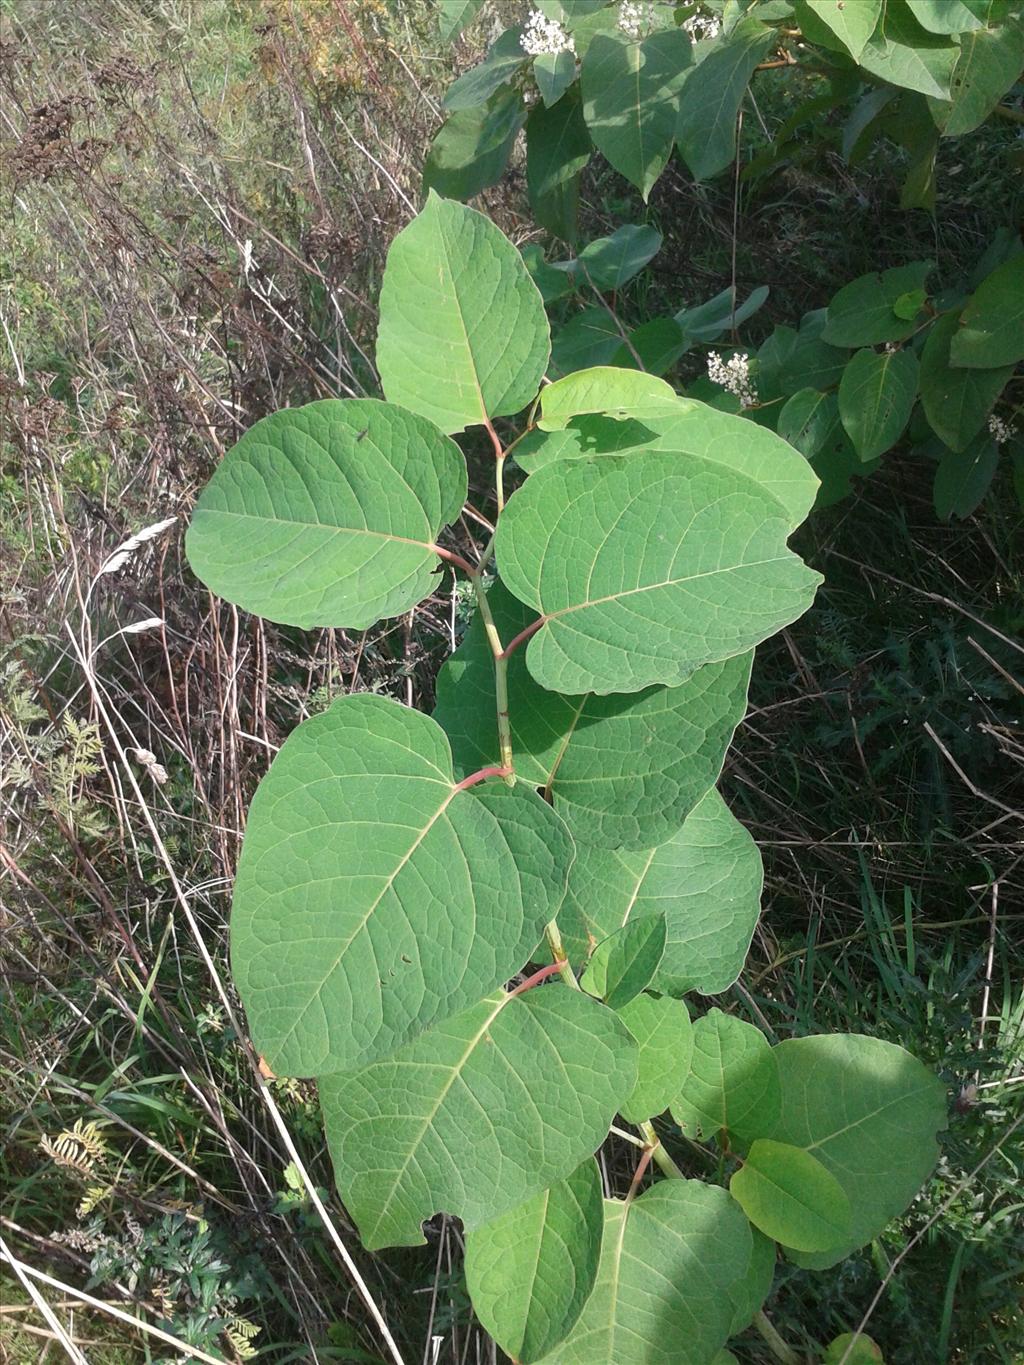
[933,431,999,521]
[777,388,841,459]
[559,789,764,995]
[423,89,526,201]
[725,1229,776,1335]
[519,396,820,527]
[495,451,822,695]
[838,347,919,462]
[320,985,636,1250]
[581,28,693,198]
[438,0,486,42]
[538,367,681,430]
[858,8,959,98]
[434,582,753,849]
[800,0,882,60]
[615,993,693,1124]
[766,1033,947,1267]
[571,225,664,290]
[905,0,986,33]
[527,93,591,241]
[185,399,466,630]
[671,1008,780,1145]
[377,193,549,433]
[823,262,933,347]
[675,284,770,343]
[730,1139,853,1252]
[950,256,1024,368]
[580,915,666,1008]
[551,307,625,374]
[465,1160,604,1363]
[676,18,774,181]
[231,694,574,1076]
[535,48,579,107]
[920,310,1013,451]
[930,20,1024,135]
[758,312,848,397]
[444,27,527,109]
[539,1182,753,1364]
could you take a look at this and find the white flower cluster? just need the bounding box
[707,350,757,408]
[521,9,575,57]
[617,2,656,38]
[682,9,722,41]
[988,412,1016,445]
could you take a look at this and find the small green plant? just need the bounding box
[185,194,947,1362]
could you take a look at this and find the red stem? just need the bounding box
[483,418,504,462]
[509,961,564,997]
[499,616,544,659]
[453,765,510,792]
[627,1144,655,1204]
[431,543,477,577]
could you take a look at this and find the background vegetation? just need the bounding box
[2,1,1021,1361]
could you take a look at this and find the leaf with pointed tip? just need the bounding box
[377,193,549,434]
[823,262,933,347]
[614,994,693,1123]
[838,347,918,462]
[730,1139,853,1252]
[518,397,819,526]
[800,0,882,60]
[559,789,764,995]
[950,256,1024,369]
[581,915,666,1008]
[905,0,986,33]
[672,1009,780,1145]
[676,18,774,180]
[438,0,486,42]
[572,224,663,290]
[434,581,753,850]
[930,20,1024,136]
[858,11,959,98]
[765,1034,947,1267]
[319,985,636,1250]
[933,431,998,521]
[444,27,527,109]
[185,399,466,630]
[465,1160,603,1363]
[777,389,841,460]
[496,452,822,696]
[230,694,574,1076]
[535,48,578,106]
[539,1182,753,1364]
[424,89,526,201]
[581,29,693,198]
[920,310,1013,451]
[675,285,770,343]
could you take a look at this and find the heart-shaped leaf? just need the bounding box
[465,1160,604,1363]
[185,399,466,630]
[319,985,636,1250]
[580,915,666,1008]
[570,224,663,290]
[766,1034,947,1267]
[434,581,753,850]
[672,1009,780,1145]
[377,193,550,433]
[730,1139,853,1252]
[614,993,693,1124]
[231,694,574,1076]
[920,310,1013,452]
[676,18,774,180]
[496,451,821,695]
[539,1182,753,1363]
[950,255,1024,369]
[559,789,764,996]
[538,367,682,430]
[444,26,527,109]
[800,0,882,60]
[424,90,526,201]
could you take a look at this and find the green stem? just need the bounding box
[752,1310,802,1365]
[638,1121,686,1180]
[471,572,515,783]
[544,917,578,989]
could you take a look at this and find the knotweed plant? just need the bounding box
[185,196,947,1363]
